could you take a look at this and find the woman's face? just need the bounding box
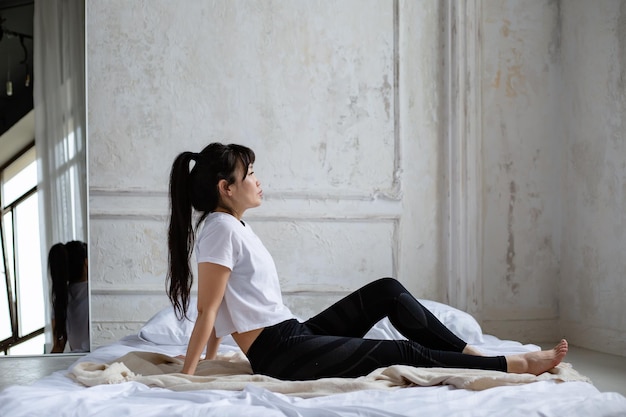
[228,163,263,213]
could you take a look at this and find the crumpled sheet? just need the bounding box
[69,350,591,398]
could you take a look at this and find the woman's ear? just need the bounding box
[217,179,232,198]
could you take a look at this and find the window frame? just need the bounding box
[0,142,44,354]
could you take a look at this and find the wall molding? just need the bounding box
[89,189,404,221]
[444,0,483,315]
[89,188,403,201]
[91,287,353,297]
[391,0,401,199]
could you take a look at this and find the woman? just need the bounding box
[48,240,89,353]
[167,142,567,379]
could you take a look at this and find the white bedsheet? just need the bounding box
[1,334,626,417]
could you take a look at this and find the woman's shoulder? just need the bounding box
[199,212,245,239]
[196,213,247,259]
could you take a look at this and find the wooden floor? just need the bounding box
[0,346,625,396]
[0,354,81,391]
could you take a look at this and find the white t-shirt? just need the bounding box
[66,281,90,352]
[195,212,294,338]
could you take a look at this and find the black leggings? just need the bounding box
[246,278,507,380]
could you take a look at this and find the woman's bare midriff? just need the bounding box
[232,327,265,355]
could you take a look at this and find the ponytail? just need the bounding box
[167,152,196,320]
[166,143,256,320]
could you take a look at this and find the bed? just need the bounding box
[1,300,625,417]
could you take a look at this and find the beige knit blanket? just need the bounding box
[69,351,591,398]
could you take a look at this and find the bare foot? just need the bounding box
[506,339,568,375]
[462,345,485,356]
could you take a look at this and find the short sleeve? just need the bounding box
[195,220,240,270]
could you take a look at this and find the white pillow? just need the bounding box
[138,301,197,345]
[364,299,484,344]
[419,299,484,344]
[139,298,483,345]
[139,299,239,348]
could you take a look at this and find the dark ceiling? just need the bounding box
[0,0,34,137]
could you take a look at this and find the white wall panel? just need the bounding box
[88,0,396,197]
[560,0,626,356]
[254,220,396,292]
[90,217,168,290]
[87,0,444,349]
[479,0,562,325]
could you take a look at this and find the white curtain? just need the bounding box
[33,0,87,350]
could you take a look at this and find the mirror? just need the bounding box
[0,0,88,356]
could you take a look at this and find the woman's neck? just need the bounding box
[214,206,242,220]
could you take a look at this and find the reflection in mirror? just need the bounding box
[0,0,87,356]
[48,241,88,353]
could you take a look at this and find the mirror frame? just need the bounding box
[0,0,88,357]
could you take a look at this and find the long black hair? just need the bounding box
[48,240,88,344]
[166,142,255,320]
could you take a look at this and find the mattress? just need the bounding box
[1,299,625,417]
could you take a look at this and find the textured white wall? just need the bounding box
[87,0,626,357]
[87,0,443,347]
[560,0,626,356]
[473,0,626,354]
[477,0,563,341]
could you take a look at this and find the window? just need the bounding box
[0,145,45,355]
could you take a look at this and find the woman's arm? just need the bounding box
[50,318,67,353]
[205,327,222,360]
[181,262,230,375]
